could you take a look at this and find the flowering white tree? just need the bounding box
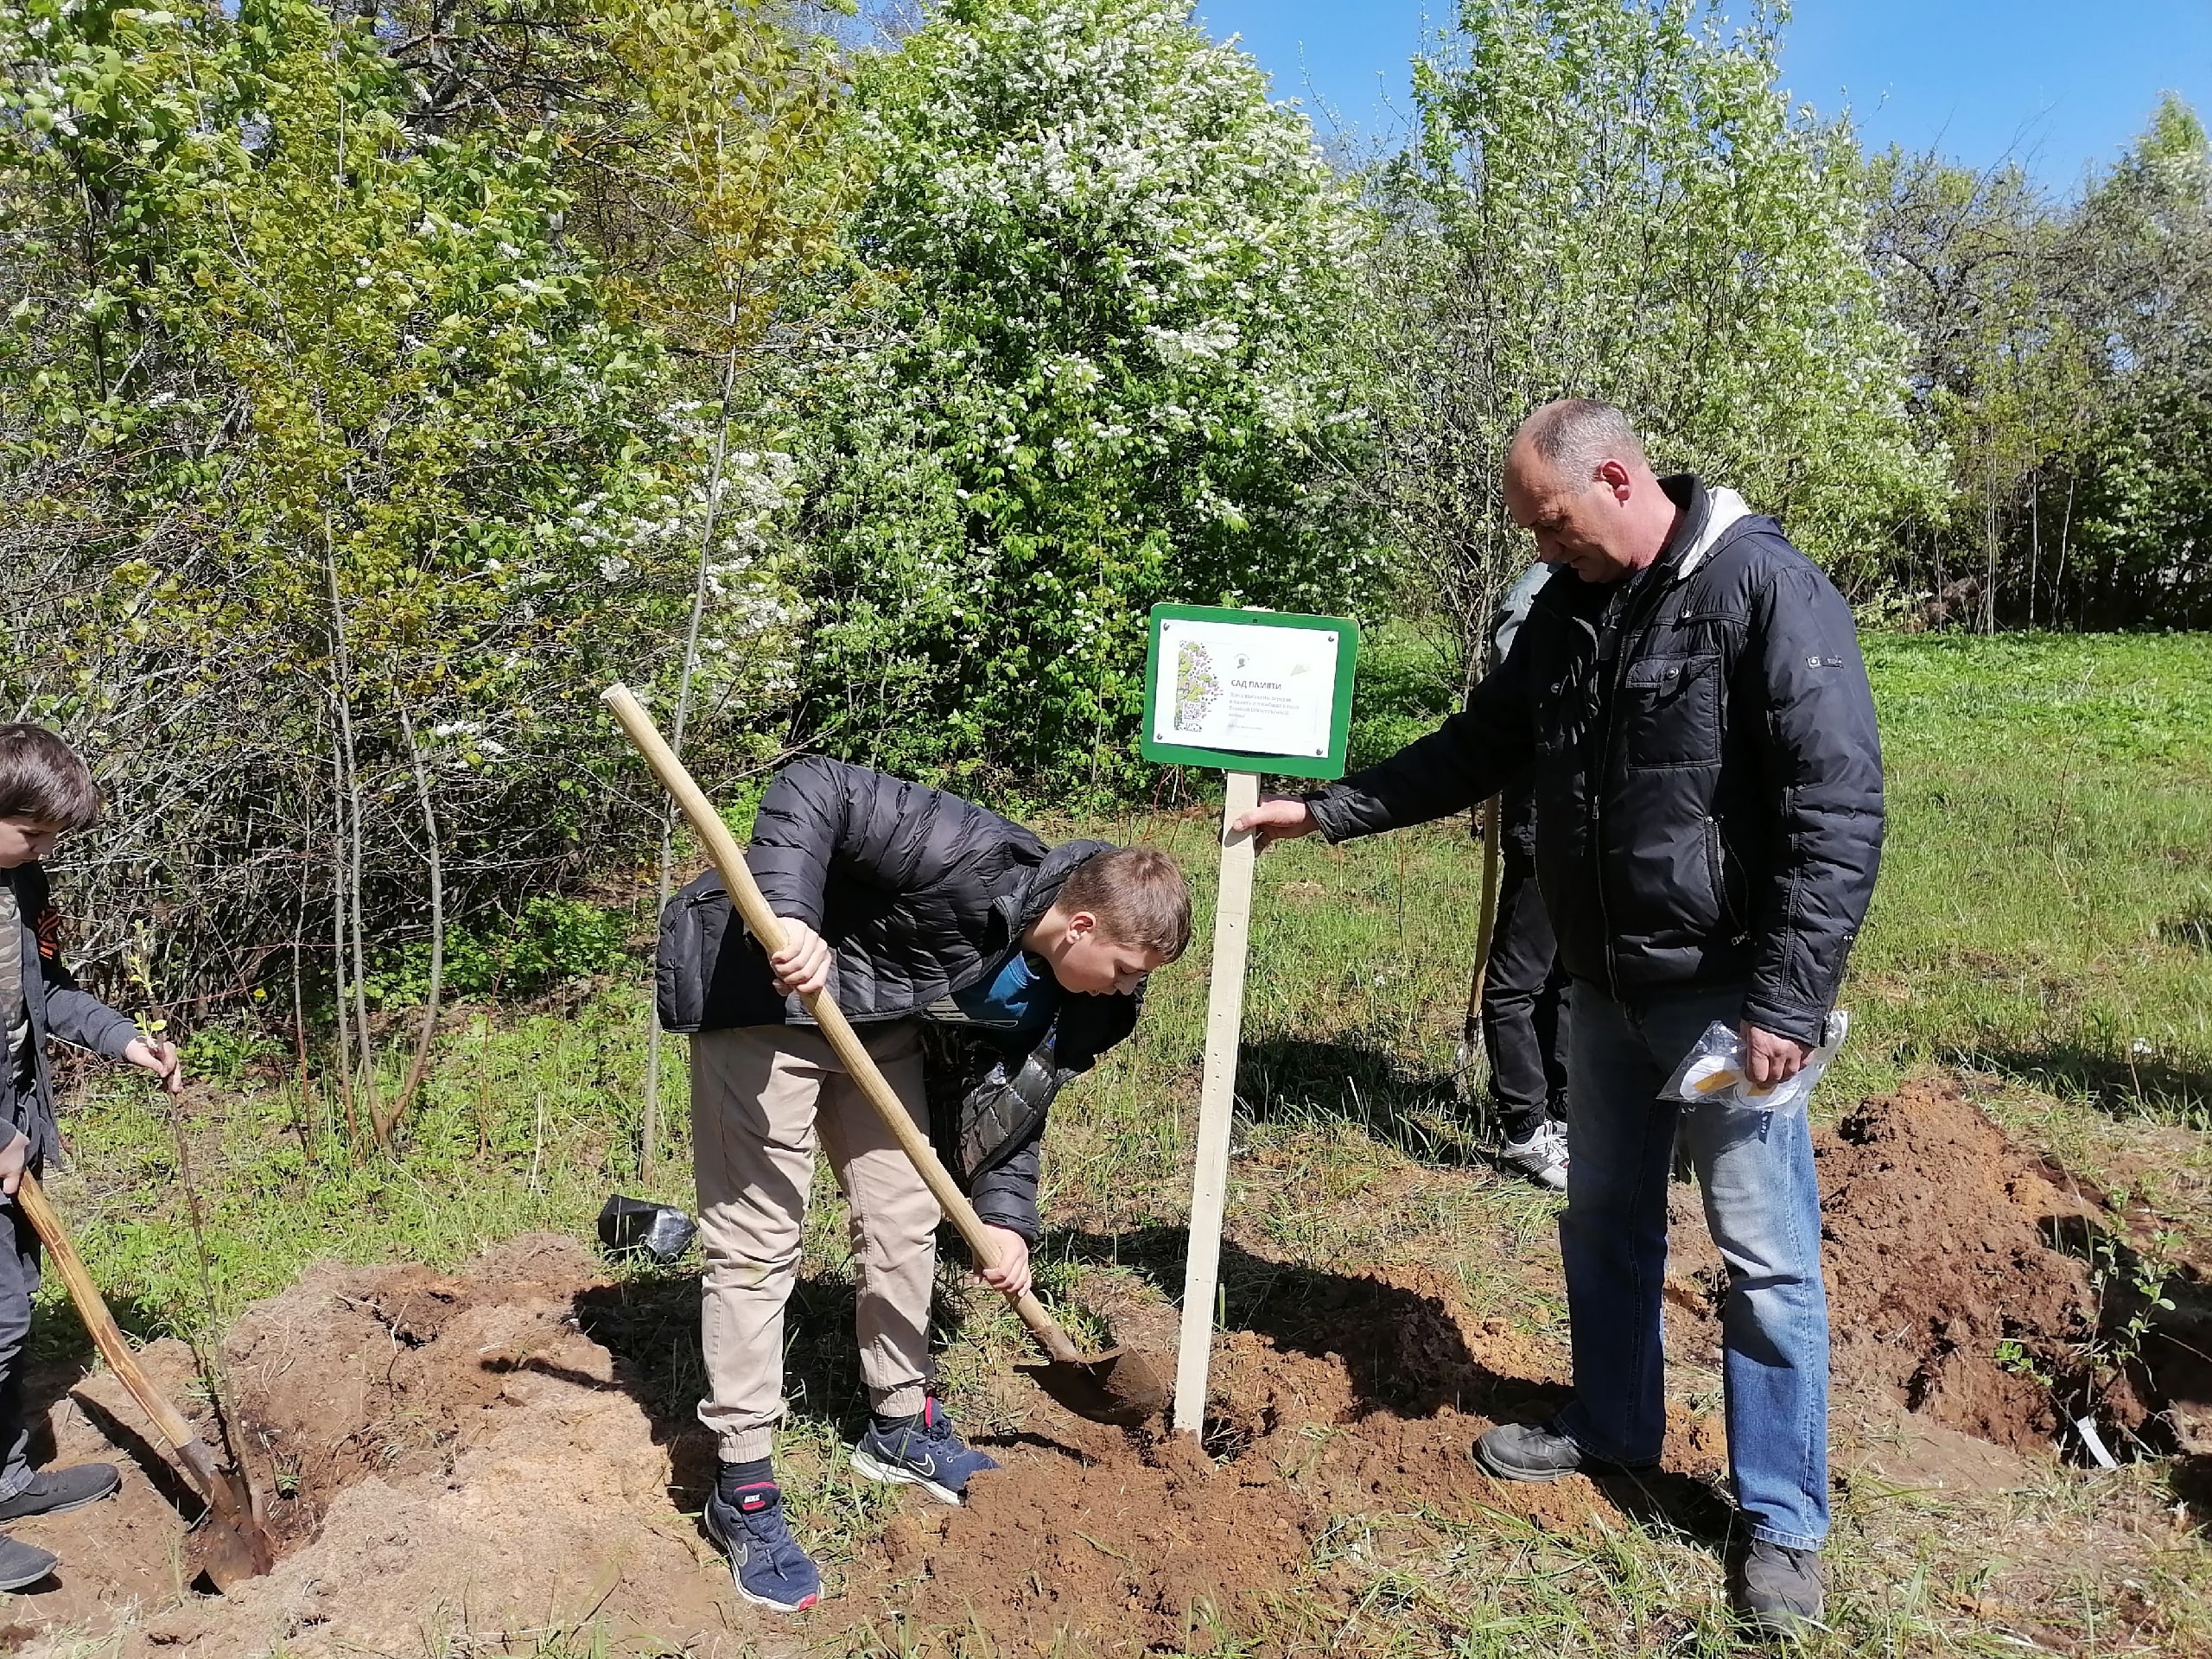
[793,0,1376,791]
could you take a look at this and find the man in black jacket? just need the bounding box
[659,756,1190,1612]
[1236,400,1883,1637]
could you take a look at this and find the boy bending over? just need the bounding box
[659,757,1190,1610]
[0,726,182,1590]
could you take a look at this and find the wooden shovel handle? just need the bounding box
[14,1169,220,1479]
[602,686,1084,1364]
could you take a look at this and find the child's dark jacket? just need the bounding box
[658,757,1143,1245]
[4,865,140,1166]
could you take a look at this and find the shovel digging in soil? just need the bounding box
[14,1170,277,1588]
[602,683,1168,1428]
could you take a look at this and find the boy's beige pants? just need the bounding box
[690,1021,939,1464]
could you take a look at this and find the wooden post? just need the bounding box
[1173,769,1261,1434]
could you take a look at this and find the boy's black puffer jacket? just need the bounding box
[1307,475,1884,1047]
[658,756,1141,1243]
[5,864,142,1168]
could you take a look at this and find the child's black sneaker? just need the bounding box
[849,1398,998,1505]
[703,1481,821,1612]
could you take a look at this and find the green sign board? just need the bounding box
[1139,604,1361,780]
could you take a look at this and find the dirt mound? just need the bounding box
[1670,1078,2196,1462]
[1819,1081,2128,1452]
[836,1268,1726,1655]
[15,1235,734,1656]
[3,1240,1717,1656]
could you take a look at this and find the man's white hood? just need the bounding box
[1669,486,1755,582]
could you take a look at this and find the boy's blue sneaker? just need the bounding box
[849,1398,998,1505]
[703,1482,821,1612]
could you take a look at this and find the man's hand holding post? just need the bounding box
[1229,796,1318,854]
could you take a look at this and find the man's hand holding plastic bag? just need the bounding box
[1662,1011,1851,1116]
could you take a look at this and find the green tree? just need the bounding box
[1364,0,1942,671]
[1866,95,2210,628]
[2045,97,2211,626]
[790,0,1377,795]
[0,0,835,1138]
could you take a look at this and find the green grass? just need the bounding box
[29,630,2212,1655]
[1847,633,2212,1122]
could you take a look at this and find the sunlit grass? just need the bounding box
[30,630,2212,1655]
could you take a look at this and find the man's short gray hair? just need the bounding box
[1516,398,1648,487]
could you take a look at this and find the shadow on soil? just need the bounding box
[1046,1226,1734,1547]
[572,1268,869,1509]
[20,1294,214,1528]
[569,1224,1729,1547]
[1052,1225,1554,1421]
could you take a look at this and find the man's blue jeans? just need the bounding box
[1555,980,1830,1551]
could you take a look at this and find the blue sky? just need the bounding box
[1193,2,2210,189]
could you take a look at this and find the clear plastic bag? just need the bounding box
[1659,1009,1850,1116]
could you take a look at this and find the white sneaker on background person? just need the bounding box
[1498,1118,1569,1191]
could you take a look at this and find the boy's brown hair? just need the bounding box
[1058,847,1192,960]
[0,725,100,831]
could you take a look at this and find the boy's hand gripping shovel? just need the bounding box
[13,1170,277,1587]
[602,684,1166,1427]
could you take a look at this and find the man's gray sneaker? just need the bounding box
[1735,1538,1824,1637]
[1474,1421,1654,1483]
[0,1463,120,1523]
[0,1533,56,1593]
[1497,1120,1568,1191]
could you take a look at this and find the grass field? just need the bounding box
[24,632,2212,1655]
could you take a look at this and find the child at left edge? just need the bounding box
[0,724,183,1592]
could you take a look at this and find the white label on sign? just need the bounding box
[1154,619,1338,759]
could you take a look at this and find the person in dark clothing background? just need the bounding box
[1479,562,1572,1190]
[1232,399,1884,1637]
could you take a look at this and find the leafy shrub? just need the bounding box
[181,1026,285,1088]
[362,898,632,1007]
[1345,625,1460,772]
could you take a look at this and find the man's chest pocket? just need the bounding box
[1618,653,1722,768]
[1535,666,1599,756]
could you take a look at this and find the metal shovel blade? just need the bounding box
[1015,1345,1170,1427]
[178,1441,278,1591]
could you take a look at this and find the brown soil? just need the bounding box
[1668,1077,2212,1464]
[1,1240,1722,1656]
[10,1236,738,1656]
[4,1078,2200,1654]
[836,1265,1734,1654]
[840,1262,1730,1655]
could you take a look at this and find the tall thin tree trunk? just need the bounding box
[382,696,443,1142]
[328,732,359,1146]
[1983,472,1999,635]
[642,327,742,1183]
[2053,475,2077,627]
[323,530,379,1131]
[290,818,316,1161]
[2027,467,2040,630]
